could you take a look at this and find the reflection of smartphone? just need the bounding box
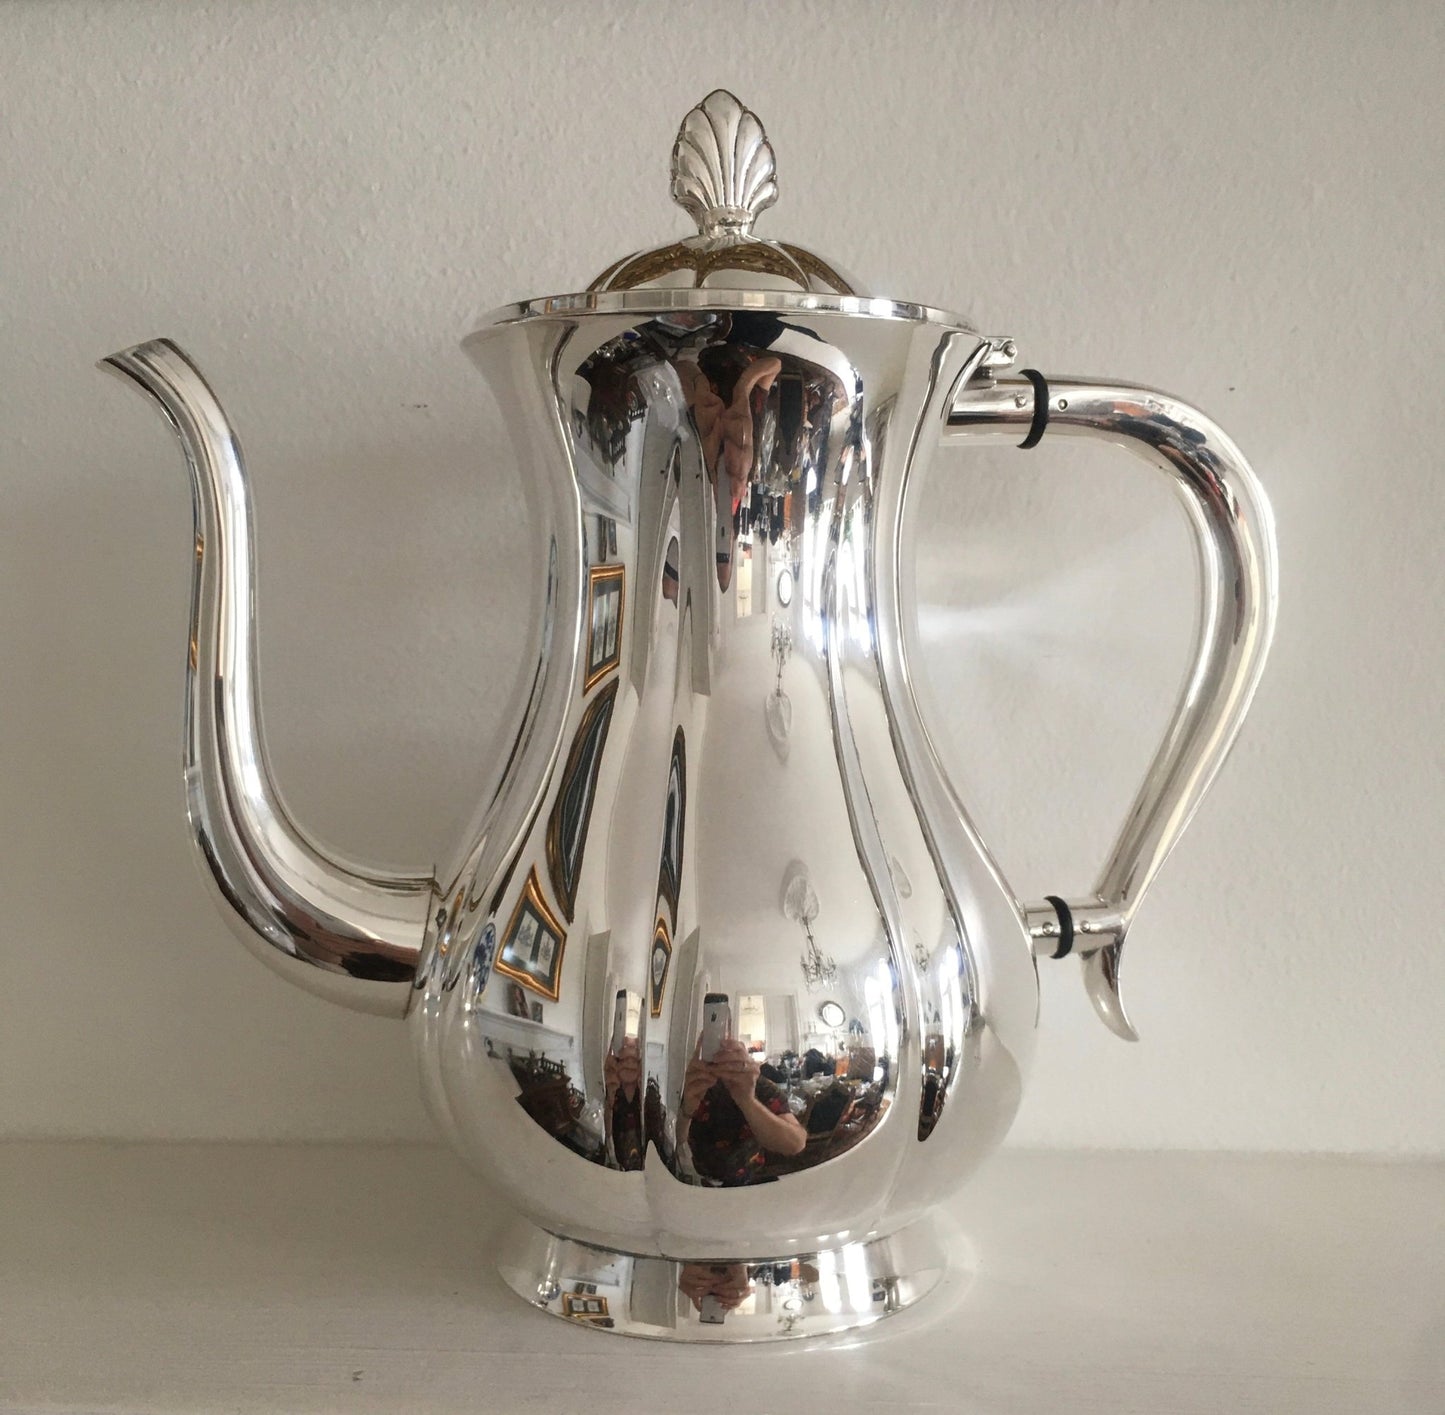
[699,1294,726,1325]
[610,989,628,1055]
[700,993,730,1063]
[777,369,804,453]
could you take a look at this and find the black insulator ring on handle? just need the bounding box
[1044,894,1074,959]
[1018,368,1050,449]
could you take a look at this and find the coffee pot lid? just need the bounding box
[588,90,861,297]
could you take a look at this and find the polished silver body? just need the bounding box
[102,92,1277,1341]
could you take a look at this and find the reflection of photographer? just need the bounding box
[604,1003,644,1170]
[677,994,806,1186]
[678,1262,751,1324]
[677,349,783,594]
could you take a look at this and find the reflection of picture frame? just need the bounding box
[584,563,626,691]
[657,727,686,914]
[545,679,618,920]
[562,1293,611,1320]
[649,915,672,1019]
[495,868,568,1001]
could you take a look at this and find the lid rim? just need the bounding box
[468,287,979,337]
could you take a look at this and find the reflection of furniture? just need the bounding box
[805,1082,851,1135]
[506,1053,605,1164]
[918,1068,945,1140]
[510,1054,581,1138]
[484,1005,590,1151]
[479,1007,578,1071]
[759,1079,889,1179]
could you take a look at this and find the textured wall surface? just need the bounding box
[1,1,1441,1152]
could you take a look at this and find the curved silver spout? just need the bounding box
[102,339,432,1016]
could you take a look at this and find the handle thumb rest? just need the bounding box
[943,370,1278,1041]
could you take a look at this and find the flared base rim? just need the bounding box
[495,1212,959,1343]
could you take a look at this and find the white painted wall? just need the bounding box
[1,1,1441,1153]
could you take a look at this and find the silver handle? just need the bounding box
[943,372,1278,1039]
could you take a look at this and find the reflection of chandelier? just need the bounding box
[798,916,837,991]
[782,862,835,991]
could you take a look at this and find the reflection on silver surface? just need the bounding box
[103,90,1277,1341]
[430,298,1013,1238]
[497,1208,958,1343]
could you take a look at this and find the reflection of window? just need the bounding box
[863,977,887,1059]
[936,946,964,1081]
[836,528,871,655]
[738,994,766,1050]
[734,540,753,617]
[863,966,897,1083]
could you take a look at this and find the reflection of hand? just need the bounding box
[678,1262,751,1314]
[604,1037,641,1105]
[681,1056,715,1120]
[710,1038,760,1107]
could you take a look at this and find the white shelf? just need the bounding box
[1,1144,1440,1413]
[475,1006,578,1057]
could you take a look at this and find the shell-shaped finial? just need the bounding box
[670,89,777,238]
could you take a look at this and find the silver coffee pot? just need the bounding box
[103,91,1276,1342]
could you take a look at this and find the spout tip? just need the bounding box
[98,338,228,442]
[99,336,183,374]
